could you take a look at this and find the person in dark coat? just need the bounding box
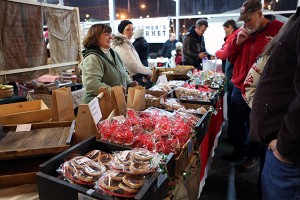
[161,33,178,58]
[182,19,210,70]
[249,12,300,200]
[133,28,149,67]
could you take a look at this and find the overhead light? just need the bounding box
[198,11,201,15]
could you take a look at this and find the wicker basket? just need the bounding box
[0,86,14,98]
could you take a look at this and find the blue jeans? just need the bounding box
[227,86,259,158]
[262,149,300,200]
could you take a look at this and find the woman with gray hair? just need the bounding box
[133,28,149,67]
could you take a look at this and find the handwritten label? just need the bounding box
[16,124,32,132]
[88,97,102,126]
[120,151,130,161]
[76,157,89,165]
[78,191,96,200]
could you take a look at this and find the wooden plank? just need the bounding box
[3,121,72,131]
[0,172,37,188]
[75,7,83,63]
[0,123,73,160]
[7,0,76,10]
[0,109,51,125]
[0,100,47,115]
[0,61,78,76]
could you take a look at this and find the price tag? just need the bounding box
[160,98,165,104]
[213,110,218,115]
[188,139,193,156]
[78,191,96,200]
[16,124,32,132]
[76,157,89,165]
[120,150,130,161]
[157,172,168,188]
[88,97,102,126]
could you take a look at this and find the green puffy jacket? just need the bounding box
[80,48,132,104]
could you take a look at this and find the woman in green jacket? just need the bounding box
[80,24,137,104]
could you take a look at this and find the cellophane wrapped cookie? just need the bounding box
[57,156,106,186]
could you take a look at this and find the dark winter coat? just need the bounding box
[182,26,207,69]
[161,39,178,58]
[250,14,300,163]
[133,37,149,67]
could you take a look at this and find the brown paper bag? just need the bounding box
[98,88,113,120]
[98,86,126,119]
[111,86,127,116]
[127,86,146,111]
[51,87,75,121]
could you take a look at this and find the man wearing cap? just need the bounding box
[226,0,283,172]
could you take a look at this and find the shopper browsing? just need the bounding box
[160,33,178,59]
[182,19,210,70]
[112,20,153,89]
[133,28,149,67]
[249,12,299,200]
[226,0,283,171]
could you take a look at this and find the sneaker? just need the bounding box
[240,157,259,171]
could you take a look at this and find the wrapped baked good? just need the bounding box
[58,156,106,186]
[97,171,145,197]
[163,98,185,111]
[85,150,113,169]
[110,148,161,174]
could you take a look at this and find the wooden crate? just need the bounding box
[0,121,75,160]
[0,121,75,188]
[0,100,51,125]
[175,138,194,177]
[37,136,174,200]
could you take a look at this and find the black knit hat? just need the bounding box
[118,20,133,33]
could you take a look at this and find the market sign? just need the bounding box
[114,17,170,43]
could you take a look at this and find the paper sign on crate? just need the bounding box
[88,97,102,126]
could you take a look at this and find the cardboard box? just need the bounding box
[37,136,174,200]
[0,100,51,125]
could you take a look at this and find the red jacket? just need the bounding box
[215,28,239,60]
[228,16,283,88]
